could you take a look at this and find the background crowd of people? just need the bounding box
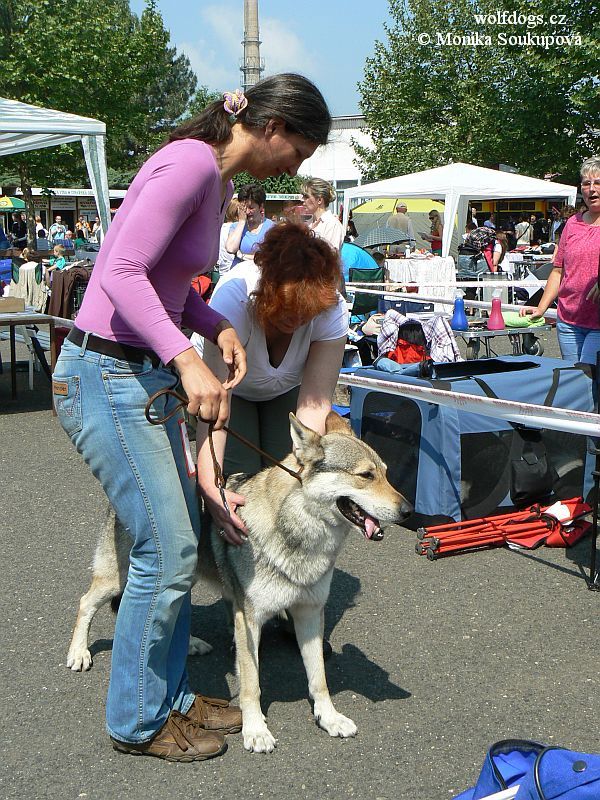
[0,211,103,251]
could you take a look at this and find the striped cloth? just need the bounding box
[377,310,462,363]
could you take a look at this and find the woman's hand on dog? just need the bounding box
[201,484,249,546]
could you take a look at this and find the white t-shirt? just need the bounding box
[203,261,348,401]
[310,209,344,251]
[217,222,235,275]
[493,241,512,275]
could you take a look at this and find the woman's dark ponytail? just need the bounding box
[168,73,331,147]
[168,100,235,146]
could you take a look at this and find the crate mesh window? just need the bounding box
[361,394,421,506]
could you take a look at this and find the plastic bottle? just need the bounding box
[487,289,505,330]
[450,289,469,331]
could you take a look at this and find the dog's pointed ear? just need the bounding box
[289,413,324,466]
[325,410,353,436]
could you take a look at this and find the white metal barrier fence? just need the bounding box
[338,373,599,438]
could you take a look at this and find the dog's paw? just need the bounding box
[66,647,92,672]
[316,711,357,738]
[243,725,278,753]
[188,636,213,656]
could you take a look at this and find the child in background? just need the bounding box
[48,244,67,270]
[45,244,67,285]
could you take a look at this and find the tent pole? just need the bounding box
[588,261,600,590]
[588,429,599,589]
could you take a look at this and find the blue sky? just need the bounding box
[129,1,394,116]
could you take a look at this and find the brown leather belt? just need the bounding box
[67,326,162,368]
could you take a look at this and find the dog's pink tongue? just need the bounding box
[364,515,380,539]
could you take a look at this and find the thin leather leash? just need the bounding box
[144,388,303,519]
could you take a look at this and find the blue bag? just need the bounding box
[517,746,600,798]
[454,740,600,799]
[454,740,544,799]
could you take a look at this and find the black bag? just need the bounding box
[473,378,558,508]
[397,320,428,349]
[509,426,557,507]
[458,242,481,256]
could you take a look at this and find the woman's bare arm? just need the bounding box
[194,339,248,545]
[519,265,562,319]
[295,337,346,433]
[225,206,247,254]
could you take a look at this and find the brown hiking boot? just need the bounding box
[110,710,227,762]
[186,694,242,734]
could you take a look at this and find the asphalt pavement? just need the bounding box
[1,331,599,800]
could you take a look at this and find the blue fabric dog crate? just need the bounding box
[350,356,596,530]
[378,296,434,315]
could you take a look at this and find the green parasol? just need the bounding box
[0,196,26,210]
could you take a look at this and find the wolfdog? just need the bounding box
[67,412,412,752]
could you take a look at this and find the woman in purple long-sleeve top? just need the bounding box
[53,74,331,762]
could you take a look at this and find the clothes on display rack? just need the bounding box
[8,260,48,312]
[47,265,93,319]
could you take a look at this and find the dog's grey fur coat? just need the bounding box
[67,412,411,752]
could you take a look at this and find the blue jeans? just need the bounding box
[53,338,200,743]
[557,319,600,366]
[457,253,488,279]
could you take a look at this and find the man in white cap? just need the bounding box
[386,202,415,252]
[387,202,415,238]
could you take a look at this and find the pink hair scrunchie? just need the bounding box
[223,90,248,122]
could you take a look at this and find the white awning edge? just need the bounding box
[0,97,111,232]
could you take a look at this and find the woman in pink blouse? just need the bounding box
[53,74,332,762]
[520,156,600,364]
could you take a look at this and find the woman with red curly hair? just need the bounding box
[193,220,348,541]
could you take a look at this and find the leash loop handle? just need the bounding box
[145,388,189,425]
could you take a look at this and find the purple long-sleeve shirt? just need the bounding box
[76,139,233,364]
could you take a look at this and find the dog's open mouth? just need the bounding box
[336,497,383,540]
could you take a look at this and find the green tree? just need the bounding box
[184,85,223,120]
[233,172,303,194]
[492,0,600,183]
[0,0,197,238]
[121,44,199,181]
[357,0,599,183]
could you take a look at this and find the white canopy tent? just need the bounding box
[0,97,111,233]
[343,162,578,257]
